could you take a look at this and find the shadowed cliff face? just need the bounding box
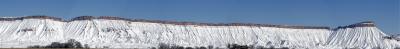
[0,16,398,48]
[333,21,376,30]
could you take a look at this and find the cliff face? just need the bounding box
[0,16,398,48]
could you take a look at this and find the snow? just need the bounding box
[327,27,399,48]
[0,19,398,48]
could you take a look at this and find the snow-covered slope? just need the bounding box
[326,21,400,48]
[0,16,398,48]
[395,34,400,40]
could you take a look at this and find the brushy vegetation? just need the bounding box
[28,40,293,49]
[151,43,214,49]
[28,39,89,48]
[152,43,289,49]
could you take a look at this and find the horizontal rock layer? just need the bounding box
[0,16,344,29]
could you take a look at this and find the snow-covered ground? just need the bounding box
[396,35,400,40]
[0,17,398,48]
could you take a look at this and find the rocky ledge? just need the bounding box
[0,16,377,29]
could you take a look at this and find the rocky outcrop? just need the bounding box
[333,21,375,30]
[22,16,63,21]
[0,18,22,21]
[0,16,62,21]
[70,16,96,21]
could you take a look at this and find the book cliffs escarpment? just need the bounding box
[0,16,398,48]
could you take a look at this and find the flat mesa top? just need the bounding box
[0,16,376,29]
[340,21,375,27]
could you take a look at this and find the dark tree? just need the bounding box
[28,39,89,48]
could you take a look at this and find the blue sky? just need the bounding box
[0,0,399,34]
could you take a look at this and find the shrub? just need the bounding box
[27,39,89,48]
